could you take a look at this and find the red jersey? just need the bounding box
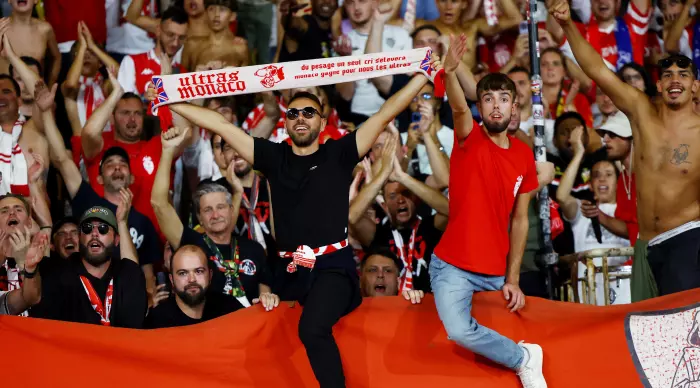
[478,30,519,72]
[548,81,595,128]
[434,122,538,276]
[118,50,186,97]
[45,0,106,45]
[584,3,650,69]
[614,172,637,246]
[84,132,164,238]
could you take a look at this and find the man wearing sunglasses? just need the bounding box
[36,204,147,328]
[551,0,700,298]
[154,56,440,387]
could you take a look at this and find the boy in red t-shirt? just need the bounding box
[433,35,546,388]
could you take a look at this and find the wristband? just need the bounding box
[22,268,37,279]
[40,226,52,230]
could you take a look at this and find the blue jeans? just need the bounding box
[430,255,524,370]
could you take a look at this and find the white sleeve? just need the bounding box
[571,0,592,25]
[117,55,138,94]
[562,198,583,224]
[0,290,9,315]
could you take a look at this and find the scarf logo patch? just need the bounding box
[254,65,285,88]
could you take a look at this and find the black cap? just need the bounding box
[100,146,130,173]
[52,217,79,238]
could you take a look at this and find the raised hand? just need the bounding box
[10,226,32,264]
[417,102,434,135]
[150,284,170,308]
[378,131,399,181]
[161,126,191,150]
[361,157,373,184]
[547,0,571,25]
[77,22,87,49]
[146,84,157,102]
[225,159,244,194]
[333,35,353,57]
[116,188,133,224]
[79,21,96,50]
[443,34,467,74]
[159,51,172,76]
[373,1,393,23]
[569,125,586,155]
[28,153,45,184]
[389,152,407,182]
[34,80,58,113]
[23,232,48,273]
[107,65,123,95]
[0,19,11,58]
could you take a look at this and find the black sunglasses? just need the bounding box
[286,107,320,120]
[658,56,692,70]
[80,222,110,235]
[598,130,619,139]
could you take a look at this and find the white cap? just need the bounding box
[598,112,632,138]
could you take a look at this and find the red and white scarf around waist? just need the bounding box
[78,74,111,132]
[0,120,29,196]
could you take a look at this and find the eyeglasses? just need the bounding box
[598,130,619,139]
[80,222,110,235]
[412,93,434,102]
[658,56,692,70]
[286,107,320,120]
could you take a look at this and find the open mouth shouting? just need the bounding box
[373,283,387,295]
[87,239,104,254]
[667,86,684,99]
[63,242,77,253]
[6,217,19,227]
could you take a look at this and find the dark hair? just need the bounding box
[592,159,620,176]
[204,0,237,12]
[161,6,189,24]
[205,96,237,112]
[288,91,323,112]
[508,66,530,77]
[476,73,517,100]
[658,53,698,80]
[618,63,657,97]
[0,193,30,214]
[100,146,131,174]
[540,47,568,72]
[8,56,43,79]
[114,92,144,114]
[410,24,442,40]
[361,246,404,273]
[554,111,587,132]
[210,133,223,149]
[0,74,21,96]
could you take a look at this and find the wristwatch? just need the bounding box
[21,268,37,279]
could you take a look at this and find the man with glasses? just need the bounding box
[152,65,439,387]
[550,0,700,297]
[35,205,147,327]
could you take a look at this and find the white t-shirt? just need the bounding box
[519,116,557,156]
[401,125,454,176]
[566,200,631,305]
[106,0,156,55]
[348,25,411,117]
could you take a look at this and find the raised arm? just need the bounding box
[2,35,40,98]
[391,155,449,216]
[555,126,585,220]
[475,0,523,37]
[116,188,139,264]
[80,22,120,94]
[126,0,160,34]
[250,92,282,139]
[548,0,652,123]
[355,73,431,157]
[416,103,450,188]
[11,234,48,313]
[664,0,695,54]
[150,127,188,249]
[61,26,88,99]
[35,81,83,198]
[45,24,62,87]
[280,0,310,40]
[82,67,124,160]
[443,34,474,141]
[365,3,395,95]
[27,155,52,229]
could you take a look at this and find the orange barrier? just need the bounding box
[4,290,700,388]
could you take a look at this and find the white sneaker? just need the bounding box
[516,342,547,388]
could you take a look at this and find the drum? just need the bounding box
[577,260,632,306]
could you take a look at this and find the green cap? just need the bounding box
[79,206,118,231]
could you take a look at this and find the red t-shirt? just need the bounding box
[614,172,637,246]
[45,0,106,45]
[83,132,163,239]
[434,122,539,276]
[585,3,650,68]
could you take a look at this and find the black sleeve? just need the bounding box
[71,181,101,218]
[179,226,206,249]
[136,217,161,266]
[116,259,148,329]
[328,130,360,173]
[253,137,283,179]
[247,240,272,288]
[28,260,64,319]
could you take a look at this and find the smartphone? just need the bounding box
[519,21,529,35]
[411,112,422,123]
[156,272,170,293]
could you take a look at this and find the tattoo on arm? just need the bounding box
[670,144,691,165]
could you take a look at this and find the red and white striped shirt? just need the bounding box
[117,49,186,97]
[585,3,651,68]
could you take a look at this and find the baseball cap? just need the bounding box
[597,112,632,138]
[100,146,131,173]
[52,216,79,238]
[79,206,118,231]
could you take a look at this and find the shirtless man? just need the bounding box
[0,32,48,190]
[127,0,211,40]
[183,0,249,70]
[550,0,700,296]
[0,1,60,86]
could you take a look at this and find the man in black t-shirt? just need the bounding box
[145,245,244,329]
[278,0,337,62]
[34,203,147,328]
[152,129,277,309]
[160,61,440,387]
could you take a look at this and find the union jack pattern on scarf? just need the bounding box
[419,49,433,76]
[150,77,169,115]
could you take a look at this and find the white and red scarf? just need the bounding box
[78,74,110,132]
[0,120,29,196]
[390,217,427,292]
